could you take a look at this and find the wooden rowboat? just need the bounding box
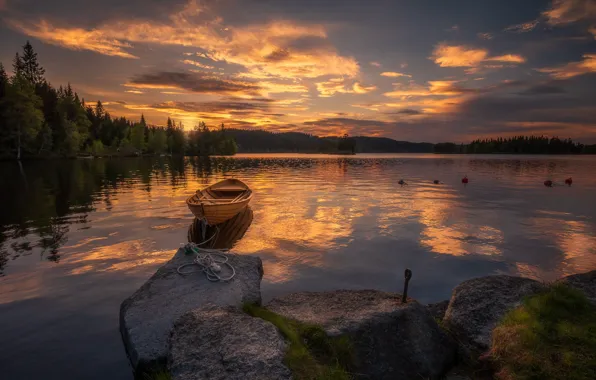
[186,179,253,225]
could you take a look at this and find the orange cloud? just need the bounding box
[536,54,596,78]
[5,19,138,59]
[181,59,214,69]
[384,80,468,97]
[125,89,144,94]
[7,0,359,79]
[485,54,526,63]
[315,78,377,97]
[543,0,596,25]
[380,71,411,78]
[431,43,526,70]
[353,82,377,94]
[431,44,488,67]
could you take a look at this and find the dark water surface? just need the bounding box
[1,154,596,379]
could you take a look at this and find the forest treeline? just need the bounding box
[0,42,237,160]
[434,136,596,155]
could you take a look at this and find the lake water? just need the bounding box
[1,154,596,379]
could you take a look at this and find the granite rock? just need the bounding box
[120,249,263,372]
[267,290,457,380]
[168,305,291,380]
[443,275,544,351]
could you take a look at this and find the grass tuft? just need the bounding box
[243,303,354,380]
[491,283,596,380]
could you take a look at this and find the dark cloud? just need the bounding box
[391,109,423,115]
[128,71,261,96]
[518,84,567,95]
[264,49,291,62]
[148,100,270,113]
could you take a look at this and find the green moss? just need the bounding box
[491,283,596,380]
[243,303,354,380]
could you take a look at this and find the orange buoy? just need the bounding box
[544,180,553,187]
[565,177,573,186]
[462,176,469,184]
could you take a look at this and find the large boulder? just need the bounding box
[168,305,291,380]
[120,249,263,372]
[426,300,450,321]
[443,275,544,351]
[266,290,457,380]
[558,270,596,305]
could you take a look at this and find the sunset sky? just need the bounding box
[1,0,595,142]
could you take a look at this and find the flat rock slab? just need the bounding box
[443,275,544,351]
[558,270,596,305]
[267,290,457,380]
[120,249,263,372]
[169,306,291,380]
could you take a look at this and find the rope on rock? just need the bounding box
[177,223,236,282]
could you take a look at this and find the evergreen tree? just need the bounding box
[1,73,44,159]
[12,53,24,76]
[130,123,145,153]
[20,41,46,85]
[0,63,9,156]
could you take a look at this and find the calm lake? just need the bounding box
[1,154,596,379]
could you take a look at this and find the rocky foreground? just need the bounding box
[119,249,596,380]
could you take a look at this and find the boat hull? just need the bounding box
[186,179,253,225]
[187,195,251,225]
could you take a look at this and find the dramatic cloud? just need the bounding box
[126,71,261,96]
[5,19,139,59]
[380,72,411,78]
[6,0,359,79]
[536,54,596,78]
[504,20,539,33]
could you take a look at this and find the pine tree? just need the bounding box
[12,53,24,76]
[1,73,44,159]
[20,41,45,85]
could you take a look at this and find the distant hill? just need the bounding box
[226,129,434,153]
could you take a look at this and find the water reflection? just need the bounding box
[0,154,596,380]
[188,206,254,249]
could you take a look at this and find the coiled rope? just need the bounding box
[177,222,236,282]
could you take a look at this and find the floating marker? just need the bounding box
[544,180,553,187]
[398,179,407,185]
[433,180,440,184]
[565,177,573,186]
[462,176,469,184]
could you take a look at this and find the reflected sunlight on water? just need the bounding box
[0,154,595,380]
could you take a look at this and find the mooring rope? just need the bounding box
[177,223,236,282]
